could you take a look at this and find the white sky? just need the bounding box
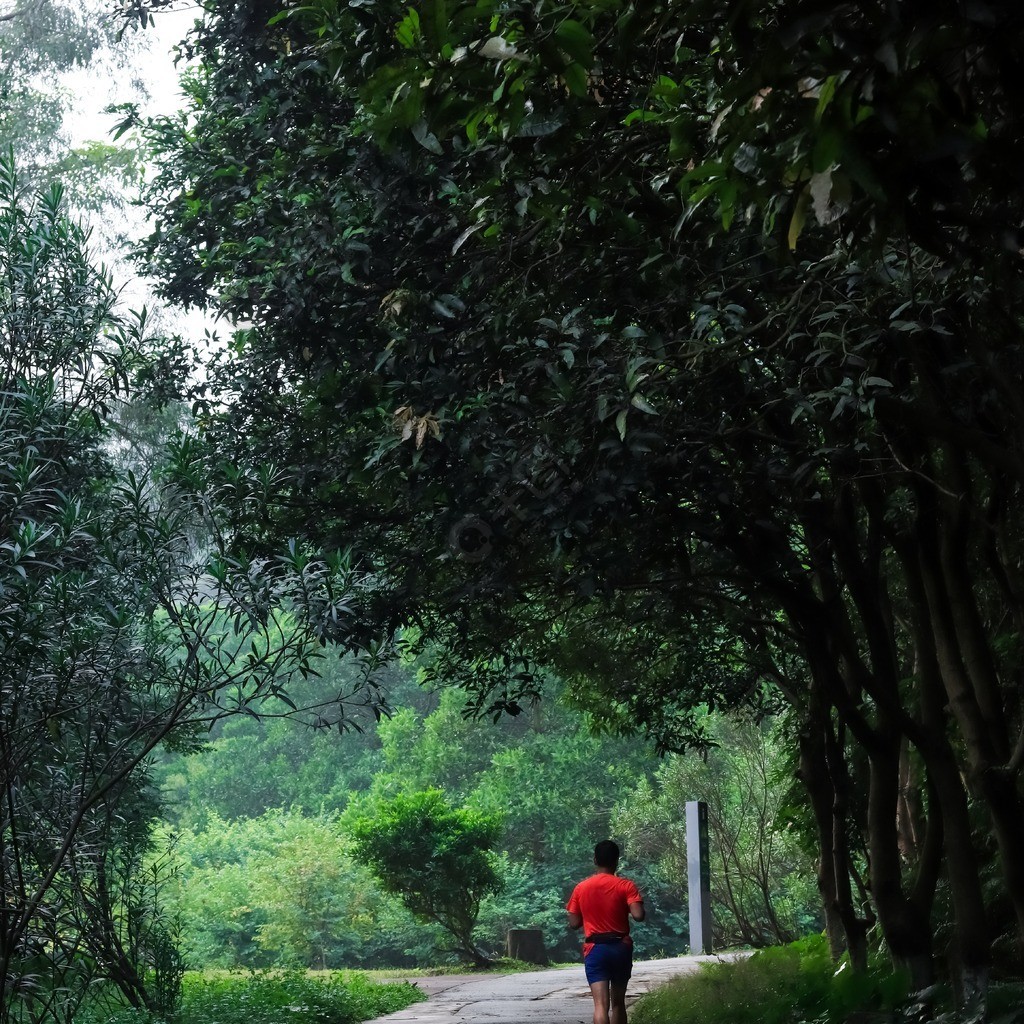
[62,4,221,346]
[66,6,200,144]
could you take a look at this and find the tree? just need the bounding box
[345,790,502,966]
[1,0,145,214]
[614,715,820,950]
[122,0,1024,996]
[1,1,109,161]
[155,657,405,824]
[0,156,377,1021]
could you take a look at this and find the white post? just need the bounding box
[686,800,712,954]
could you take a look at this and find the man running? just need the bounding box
[567,840,646,1024]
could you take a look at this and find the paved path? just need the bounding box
[366,955,723,1024]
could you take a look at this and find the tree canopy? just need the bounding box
[120,0,1024,994]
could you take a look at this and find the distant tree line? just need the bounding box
[157,669,818,969]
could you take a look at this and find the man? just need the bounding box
[567,840,646,1024]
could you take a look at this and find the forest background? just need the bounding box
[5,0,1024,1021]
[155,661,819,969]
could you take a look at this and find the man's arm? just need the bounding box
[625,879,645,922]
[566,885,583,930]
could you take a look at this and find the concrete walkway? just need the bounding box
[366,955,722,1024]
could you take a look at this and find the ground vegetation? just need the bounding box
[155,673,816,968]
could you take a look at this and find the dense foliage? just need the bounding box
[345,789,502,966]
[74,970,425,1024]
[631,935,910,1024]
[155,672,817,968]
[0,0,144,213]
[0,155,383,1022]
[615,716,819,949]
[119,0,1024,995]
[0,0,109,166]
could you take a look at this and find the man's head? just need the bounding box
[594,839,620,870]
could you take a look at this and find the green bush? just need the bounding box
[73,970,425,1024]
[182,971,423,1024]
[345,789,503,966]
[631,935,908,1024]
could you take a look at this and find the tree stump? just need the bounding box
[507,928,548,964]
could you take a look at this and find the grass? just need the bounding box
[72,956,578,1024]
[74,969,426,1024]
[631,935,909,1024]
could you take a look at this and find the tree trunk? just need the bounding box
[915,497,1024,949]
[797,702,868,969]
[900,540,992,985]
[863,726,934,989]
[896,738,923,860]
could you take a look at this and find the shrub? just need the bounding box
[345,790,503,966]
[631,935,908,1024]
[73,970,425,1024]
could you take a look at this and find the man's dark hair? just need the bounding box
[594,840,620,870]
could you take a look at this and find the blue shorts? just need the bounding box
[584,940,633,984]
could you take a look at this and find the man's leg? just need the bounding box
[609,980,629,1024]
[589,980,611,1024]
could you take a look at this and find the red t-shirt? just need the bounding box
[566,872,643,957]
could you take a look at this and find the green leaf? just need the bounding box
[517,116,565,138]
[395,7,421,48]
[563,62,589,97]
[788,187,810,250]
[812,128,842,173]
[814,75,839,123]
[555,19,596,67]
[412,119,443,155]
[624,109,662,126]
[630,394,657,415]
[615,408,628,440]
[431,0,449,48]
[718,181,738,230]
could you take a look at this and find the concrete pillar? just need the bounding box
[686,800,712,954]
